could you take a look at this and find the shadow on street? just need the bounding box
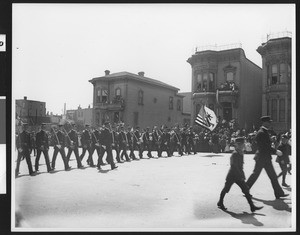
[224,210,265,227]
[201,154,224,158]
[252,197,291,212]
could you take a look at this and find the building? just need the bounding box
[16,96,50,125]
[256,32,291,133]
[179,92,192,126]
[187,44,262,130]
[89,70,190,128]
[66,105,93,126]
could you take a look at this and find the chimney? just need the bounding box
[24,96,27,100]
[105,70,110,76]
[138,71,145,77]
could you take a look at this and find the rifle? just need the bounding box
[51,127,61,149]
[63,127,75,149]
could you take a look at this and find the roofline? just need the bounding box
[89,72,180,91]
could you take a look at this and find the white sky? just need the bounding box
[12,4,295,115]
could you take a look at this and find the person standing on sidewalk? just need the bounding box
[217,137,263,212]
[246,116,288,199]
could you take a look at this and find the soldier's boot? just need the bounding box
[217,191,227,210]
[245,194,263,212]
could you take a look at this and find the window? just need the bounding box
[279,63,286,83]
[101,89,108,103]
[169,97,173,110]
[114,112,119,123]
[196,74,202,91]
[96,89,101,103]
[177,99,181,111]
[279,99,285,122]
[96,111,100,125]
[271,64,278,85]
[271,99,277,122]
[115,88,121,100]
[226,72,234,82]
[138,90,144,105]
[266,65,270,85]
[203,73,208,91]
[208,73,215,91]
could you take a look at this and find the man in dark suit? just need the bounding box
[152,126,161,157]
[35,123,52,173]
[90,126,105,167]
[217,137,263,212]
[66,124,84,169]
[246,116,288,199]
[133,126,143,159]
[80,124,95,167]
[15,123,36,177]
[127,126,137,160]
[118,125,129,162]
[142,127,154,158]
[51,124,71,171]
[158,127,171,157]
[99,122,118,170]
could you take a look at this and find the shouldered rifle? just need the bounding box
[51,127,61,149]
[63,127,74,149]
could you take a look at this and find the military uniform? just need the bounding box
[66,126,83,168]
[111,128,121,163]
[276,135,291,187]
[133,127,143,158]
[35,124,52,172]
[80,127,95,167]
[158,129,171,157]
[142,128,153,158]
[100,124,117,170]
[170,129,183,156]
[51,126,71,170]
[118,128,130,162]
[187,128,197,154]
[15,125,35,177]
[127,128,137,160]
[89,128,103,167]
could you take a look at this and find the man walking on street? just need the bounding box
[246,116,289,199]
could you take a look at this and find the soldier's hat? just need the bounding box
[21,122,28,126]
[85,124,90,127]
[58,124,63,127]
[260,116,272,122]
[41,123,47,126]
[71,123,76,127]
[235,137,245,144]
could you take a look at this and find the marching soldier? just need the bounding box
[30,131,36,156]
[158,127,171,157]
[35,123,52,173]
[51,124,71,171]
[127,126,138,160]
[246,116,289,199]
[133,126,143,159]
[118,125,130,162]
[95,126,107,168]
[217,137,263,212]
[180,127,188,154]
[80,124,95,167]
[15,123,36,177]
[142,127,154,158]
[152,126,161,157]
[111,124,122,163]
[100,121,118,170]
[171,126,183,156]
[187,127,197,155]
[89,126,104,168]
[66,123,84,169]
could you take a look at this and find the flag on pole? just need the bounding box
[195,105,218,131]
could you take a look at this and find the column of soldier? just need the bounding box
[15,121,198,178]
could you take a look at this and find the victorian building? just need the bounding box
[256,33,291,133]
[187,45,262,130]
[89,70,189,128]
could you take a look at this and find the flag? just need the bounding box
[195,105,218,131]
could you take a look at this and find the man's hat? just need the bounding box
[235,137,245,144]
[104,121,110,125]
[85,124,90,127]
[41,123,46,126]
[260,116,272,122]
[22,123,28,126]
[58,124,63,127]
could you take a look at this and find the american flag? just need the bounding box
[195,105,218,131]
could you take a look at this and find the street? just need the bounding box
[14,149,293,231]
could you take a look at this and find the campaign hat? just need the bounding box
[235,137,245,144]
[260,116,272,122]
